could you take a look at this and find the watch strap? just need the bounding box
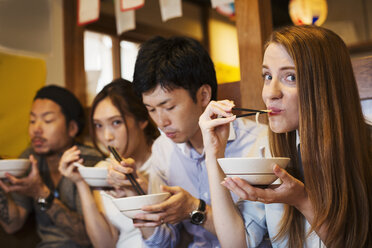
[198,199,206,212]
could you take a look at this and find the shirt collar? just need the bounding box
[174,121,237,158]
[296,129,300,146]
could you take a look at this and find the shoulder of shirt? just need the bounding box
[18,146,34,159]
[151,134,177,152]
[232,118,268,138]
[76,143,104,167]
[76,143,102,155]
[148,135,179,173]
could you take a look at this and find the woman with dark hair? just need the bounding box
[58,79,160,247]
[199,25,372,248]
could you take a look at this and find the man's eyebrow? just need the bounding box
[144,99,171,107]
[30,111,56,117]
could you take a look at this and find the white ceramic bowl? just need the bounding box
[0,159,31,178]
[78,166,110,187]
[113,192,171,219]
[217,157,290,185]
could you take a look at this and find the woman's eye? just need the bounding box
[166,106,175,111]
[262,73,272,81]
[94,123,102,129]
[112,120,122,126]
[286,74,296,82]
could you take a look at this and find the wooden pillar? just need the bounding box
[63,0,87,105]
[112,36,121,79]
[235,0,272,110]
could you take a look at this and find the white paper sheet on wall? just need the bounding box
[121,0,145,11]
[115,0,136,35]
[159,0,182,22]
[211,0,234,8]
[78,0,100,25]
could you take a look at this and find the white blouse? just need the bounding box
[96,156,163,248]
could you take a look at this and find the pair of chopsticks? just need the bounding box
[232,107,271,118]
[107,146,146,195]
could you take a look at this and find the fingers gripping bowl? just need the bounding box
[112,192,171,219]
[0,159,31,178]
[217,157,290,185]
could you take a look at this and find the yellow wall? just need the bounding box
[0,52,46,158]
[208,18,240,84]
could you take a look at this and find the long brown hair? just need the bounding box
[266,25,372,247]
[89,78,159,155]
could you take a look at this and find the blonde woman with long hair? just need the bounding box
[199,25,372,248]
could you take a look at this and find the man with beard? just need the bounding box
[0,85,102,247]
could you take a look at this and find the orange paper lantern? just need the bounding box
[289,0,328,26]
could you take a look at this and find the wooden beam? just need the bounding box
[352,55,372,100]
[63,0,87,105]
[112,36,121,79]
[235,0,272,110]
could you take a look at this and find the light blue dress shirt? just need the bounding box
[237,133,325,248]
[238,202,325,248]
[144,118,269,248]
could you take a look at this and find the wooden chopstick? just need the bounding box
[107,146,146,195]
[232,107,268,114]
[236,113,260,118]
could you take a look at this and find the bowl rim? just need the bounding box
[0,158,30,163]
[78,167,108,171]
[0,168,28,171]
[112,192,170,202]
[217,157,290,161]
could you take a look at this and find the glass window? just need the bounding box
[120,40,140,82]
[84,31,113,105]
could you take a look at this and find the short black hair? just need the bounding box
[133,36,217,102]
[34,85,85,136]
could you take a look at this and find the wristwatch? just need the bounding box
[37,190,55,211]
[190,199,206,225]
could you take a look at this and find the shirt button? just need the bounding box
[203,192,209,199]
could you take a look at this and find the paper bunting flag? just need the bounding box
[78,0,100,25]
[216,3,235,18]
[211,0,234,9]
[121,0,145,11]
[159,0,182,22]
[114,0,136,35]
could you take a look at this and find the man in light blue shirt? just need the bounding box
[110,36,269,247]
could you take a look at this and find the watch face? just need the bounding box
[37,200,48,211]
[191,211,205,225]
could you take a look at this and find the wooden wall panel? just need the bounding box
[63,0,87,105]
[352,55,372,100]
[235,0,272,110]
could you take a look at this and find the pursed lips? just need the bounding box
[267,106,283,116]
[164,132,177,138]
